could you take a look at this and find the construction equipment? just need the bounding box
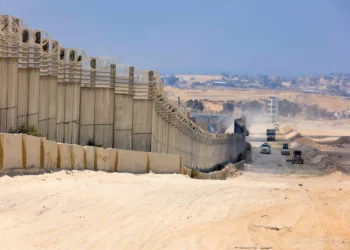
[292,150,304,164]
[281,143,290,155]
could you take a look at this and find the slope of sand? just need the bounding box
[291,120,350,137]
[164,87,350,112]
[1,170,350,250]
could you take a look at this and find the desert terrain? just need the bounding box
[1,123,350,250]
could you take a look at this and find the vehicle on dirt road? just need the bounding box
[266,129,276,141]
[274,123,280,131]
[281,143,290,155]
[292,150,304,164]
[260,143,271,154]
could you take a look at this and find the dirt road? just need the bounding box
[0,124,350,250]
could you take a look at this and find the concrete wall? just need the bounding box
[117,149,148,174]
[0,14,246,172]
[0,132,244,181]
[149,152,181,174]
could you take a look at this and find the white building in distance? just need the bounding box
[267,97,279,123]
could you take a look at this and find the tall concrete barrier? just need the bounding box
[94,87,114,148]
[114,94,133,150]
[0,14,247,172]
[79,87,95,145]
[0,58,8,132]
[17,68,29,126]
[117,149,148,174]
[149,152,181,174]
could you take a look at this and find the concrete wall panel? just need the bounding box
[72,82,81,144]
[57,143,71,169]
[28,68,40,127]
[114,94,133,150]
[96,147,110,171]
[94,88,114,148]
[149,152,181,174]
[132,99,153,152]
[0,133,23,172]
[39,75,50,137]
[84,146,96,170]
[7,58,18,131]
[71,144,84,170]
[117,149,148,174]
[41,139,57,170]
[48,76,57,140]
[64,82,74,144]
[22,134,41,170]
[56,82,65,142]
[0,58,8,132]
[79,87,95,145]
[17,68,28,126]
[107,148,117,172]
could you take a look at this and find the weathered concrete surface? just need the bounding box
[0,133,23,172]
[114,94,133,150]
[107,148,118,172]
[96,147,110,171]
[117,149,148,174]
[22,134,41,171]
[71,144,85,170]
[57,143,71,170]
[149,152,181,174]
[41,139,57,170]
[84,146,96,170]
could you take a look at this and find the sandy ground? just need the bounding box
[164,87,350,112]
[1,124,350,250]
[288,120,350,137]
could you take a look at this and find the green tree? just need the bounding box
[186,99,194,107]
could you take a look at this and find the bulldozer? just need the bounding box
[292,150,304,164]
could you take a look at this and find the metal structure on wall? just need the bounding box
[0,14,246,170]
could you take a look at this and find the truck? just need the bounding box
[281,143,290,155]
[266,129,276,141]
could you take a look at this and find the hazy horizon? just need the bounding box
[1,0,349,75]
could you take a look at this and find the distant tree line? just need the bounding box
[186,99,204,111]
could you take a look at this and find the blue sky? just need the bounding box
[1,0,349,75]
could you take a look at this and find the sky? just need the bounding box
[1,0,349,76]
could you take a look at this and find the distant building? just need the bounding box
[259,75,269,85]
[267,97,279,123]
[212,81,226,87]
